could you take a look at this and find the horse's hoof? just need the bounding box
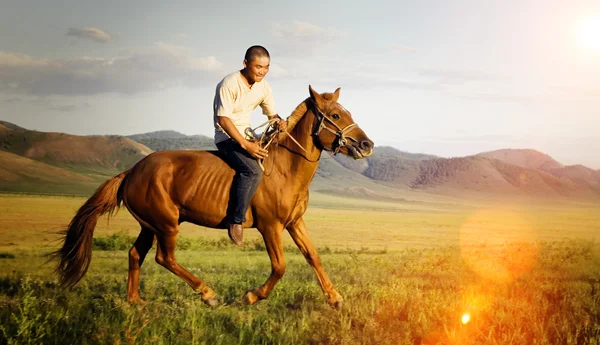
[203,297,219,308]
[330,299,343,309]
[128,296,147,305]
[327,291,344,309]
[197,286,217,307]
[242,291,260,305]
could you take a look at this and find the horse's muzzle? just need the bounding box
[348,139,374,159]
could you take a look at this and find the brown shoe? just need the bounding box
[228,223,244,247]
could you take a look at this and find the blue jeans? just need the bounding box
[216,139,263,224]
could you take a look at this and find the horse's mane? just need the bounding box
[284,98,309,132]
[284,92,337,133]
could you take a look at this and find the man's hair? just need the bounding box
[244,45,270,63]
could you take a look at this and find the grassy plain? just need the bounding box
[0,192,599,344]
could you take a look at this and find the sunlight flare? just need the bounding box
[461,313,471,324]
[575,16,600,51]
[459,208,539,283]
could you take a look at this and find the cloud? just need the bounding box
[458,93,533,104]
[418,68,500,85]
[267,55,446,92]
[331,74,444,91]
[174,33,190,40]
[388,44,417,52]
[548,85,600,102]
[3,97,21,103]
[154,42,223,71]
[456,84,600,105]
[272,20,347,40]
[423,134,530,145]
[267,63,291,79]
[0,43,225,95]
[66,27,113,43]
[47,103,91,112]
[2,96,91,112]
[271,21,347,56]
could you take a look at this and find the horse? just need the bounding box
[53,85,374,308]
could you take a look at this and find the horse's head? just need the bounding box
[308,85,374,159]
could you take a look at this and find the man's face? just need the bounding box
[243,56,270,84]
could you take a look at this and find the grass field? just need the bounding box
[1,193,599,344]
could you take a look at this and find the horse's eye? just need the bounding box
[332,114,340,120]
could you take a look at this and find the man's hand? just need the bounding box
[277,119,288,132]
[242,140,268,159]
[269,115,288,132]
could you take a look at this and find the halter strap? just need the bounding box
[310,101,359,155]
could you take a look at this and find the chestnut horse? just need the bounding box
[54,86,374,308]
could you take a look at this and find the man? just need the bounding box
[213,45,287,247]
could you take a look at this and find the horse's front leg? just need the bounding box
[287,217,343,308]
[243,223,285,305]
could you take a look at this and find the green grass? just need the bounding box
[1,242,599,345]
[1,193,599,344]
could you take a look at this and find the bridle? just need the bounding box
[252,100,361,168]
[310,101,359,155]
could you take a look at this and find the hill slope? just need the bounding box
[478,149,600,196]
[0,150,104,194]
[0,121,27,131]
[126,130,215,151]
[478,149,564,171]
[122,131,408,200]
[1,127,151,175]
[404,155,599,199]
[1,122,598,201]
[0,123,153,194]
[131,135,216,151]
[127,130,189,141]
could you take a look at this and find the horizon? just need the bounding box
[3,118,597,171]
[1,1,599,168]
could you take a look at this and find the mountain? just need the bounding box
[0,126,151,175]
[0,121,26,131]
[0,150,102,195]
[332,146,437,176]
[127,130,188,141]
[0,123,152,194]
[126,130,406,200]
[312,152,410,200]
[1,122,599,201]
[406,156,575,197]
[362,147,436,187]
[478,149,564,171]
[126,131,216,151]
[477,149,600,196]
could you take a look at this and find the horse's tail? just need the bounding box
[53,169,130,288]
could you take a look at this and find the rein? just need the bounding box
[246,119,306,173]
[246,118,311,173]
[247,102,359,170]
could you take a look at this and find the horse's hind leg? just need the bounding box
[127,227,155,304]
[154,227,219,307]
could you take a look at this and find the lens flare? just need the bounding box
[459,208,538,283]
[461,313,471,324]
[575,16,600,52]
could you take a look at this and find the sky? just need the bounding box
[1,0,599,168]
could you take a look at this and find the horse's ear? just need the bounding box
[332,87,341,102]
[309,85,325,110]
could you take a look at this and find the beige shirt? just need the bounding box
[213,71,277,144]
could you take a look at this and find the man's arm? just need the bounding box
[217,116,268,159]
[215,79,268,159]
[261,82,287,131]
